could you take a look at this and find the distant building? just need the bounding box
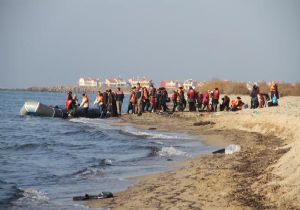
[128,77,152,88]
[183,79,196,90]
[79,77,101,87]
[105,78,127,88]
[160,80,179,90]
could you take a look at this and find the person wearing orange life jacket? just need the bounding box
[176,87,185,111]
[231,96,244,111]
[187,87,196,112]
[211,87,220,112]
[135,83,143,116]
[270,81,279,101]
[127,88,136,114]
[80,93,89,116]
[142,87,150,112]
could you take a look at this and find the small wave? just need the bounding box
[157,146,191,158]
[88,158,113,167]
[13,188,49,207]
[120,129,185,140]
[69,118,120,128]
[72,167,105,178]
[2,142,52,151]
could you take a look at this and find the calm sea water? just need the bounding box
[0,91,214,210]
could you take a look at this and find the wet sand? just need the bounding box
[87,96,300,209]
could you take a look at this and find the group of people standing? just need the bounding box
[65,88,124,118]
[65,82,280,117]
[127,83,169,115]
[170,87,224,112]
[93,87,125,117]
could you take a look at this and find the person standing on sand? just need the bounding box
[212,87,220,112]
[171,90,178,112]
[177,87,185,111]
[149,85,157,112]
[80,93,89,116]
[187,86,196,112]
[250,84,259,109]
[107,89,117,117]
[115,87,124,116]
[160,87,168,112]
[127,88,136,114]
[135,83,143,116]
[142,87,150,112]
[196,91,203,112]
[202,90,210,112]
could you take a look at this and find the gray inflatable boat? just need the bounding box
[20,101,67,118]
[20,101,100,118]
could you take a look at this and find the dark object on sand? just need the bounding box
[212,148,225,154]
[148,127,157,130]
[73,192,114,201]
[20,101,100,118]
[193,121,216,126]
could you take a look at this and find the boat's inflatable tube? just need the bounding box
[20,101,100,118]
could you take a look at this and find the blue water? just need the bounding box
[0,91,214,209]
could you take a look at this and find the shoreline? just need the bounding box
[86,96,300,209]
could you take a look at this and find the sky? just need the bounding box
[0,0,299,88]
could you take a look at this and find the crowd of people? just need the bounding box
[65,87,124,117]
[65,82,280,117]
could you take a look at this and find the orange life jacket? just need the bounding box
[130,93,136,104]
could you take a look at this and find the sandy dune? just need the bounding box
[87,96,300,209]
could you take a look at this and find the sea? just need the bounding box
[0,91,215,210]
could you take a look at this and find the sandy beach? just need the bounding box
[87,96,300,209]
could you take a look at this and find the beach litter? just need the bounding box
[212,144,241,155]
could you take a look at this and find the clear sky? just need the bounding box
[0,0,299,88]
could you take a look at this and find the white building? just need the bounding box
[105,78,127,88]
[183,79,196,90]
[78,77,101,87]
[128,77,153,88]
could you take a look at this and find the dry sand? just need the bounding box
[87,96,300,209]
